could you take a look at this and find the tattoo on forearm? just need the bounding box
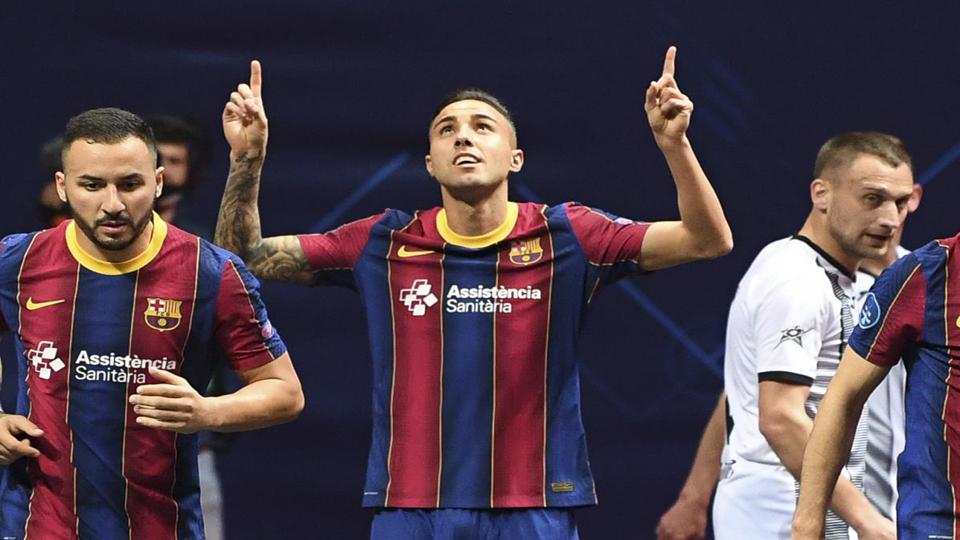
[215,159,262,255]
[234,153,264,165]
[215,153,312,284]
[249,238,312,284]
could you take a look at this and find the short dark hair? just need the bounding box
[62,108,157,167]
[814,131,912,179]
[431,88,518,146]
[40,136,63,176]
[145,114,212,190]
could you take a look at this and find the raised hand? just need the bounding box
[645,46,693,145]
[223,60,268,156]
[0,414,43,464]
[130,367,212,434]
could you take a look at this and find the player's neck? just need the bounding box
[798,214,860,276]
[440,185,510,237]
[860,246,899,275]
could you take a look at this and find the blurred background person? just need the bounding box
[36,136,70,229]
[146,115,213,237]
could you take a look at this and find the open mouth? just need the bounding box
[454,154,481,166]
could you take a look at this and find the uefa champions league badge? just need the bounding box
[858,293,882,330]
[261,320,275,339]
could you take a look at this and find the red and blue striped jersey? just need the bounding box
[0,214,286,540]
[298,201,649,508]
[849,233,960,538]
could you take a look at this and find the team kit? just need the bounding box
[0,48,953,540]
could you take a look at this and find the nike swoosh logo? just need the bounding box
[398,246,436,258]
[26,297,65,311]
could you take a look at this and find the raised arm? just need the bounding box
[792,349,893,539]
[216,60,313,284]
[639,47,733,271]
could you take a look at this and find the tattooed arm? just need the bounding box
[216,60,313,285]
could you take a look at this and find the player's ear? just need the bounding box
[908,183,923,213]
[55,172,67,203]
[810,178,830,212]
[425,155,435,177]
[155,166,165,198]
[510,149,524,173]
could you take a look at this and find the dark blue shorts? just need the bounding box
[369,508,579,540]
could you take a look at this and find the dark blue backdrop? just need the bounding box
[5,2,960,537]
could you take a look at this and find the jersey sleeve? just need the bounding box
[214,257,288,372]
[849,254,926,367]
[755,276,828,385]
[565,203,650,284]
[296,213,383,288]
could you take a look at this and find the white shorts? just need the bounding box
[713,459,858,540]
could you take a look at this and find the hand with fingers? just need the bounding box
[130,367,214,434]
[655,498,708,540]
[223,60,268,157]
[0,414,44,465]
[645,46,694,146]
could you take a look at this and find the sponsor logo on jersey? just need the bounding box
[398,246,435,258]
[399,279,439,316]
[775,326,813,348]
[26,341,65,380]
[74,350,177,384]
[398,279,544,315]
[858,293,882,330]
[445,284,542,313]
[145,298,183,332]
[508,238,543,265]
[25,297,65,311]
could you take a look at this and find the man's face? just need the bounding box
[425,100,523,195]
[56,137,163,254]
[156,142,190,189]
[821,154,915,261]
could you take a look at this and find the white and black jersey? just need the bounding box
[714,236,868,540]
[855,246,908,521]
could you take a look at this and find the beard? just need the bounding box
[66,197,156,252]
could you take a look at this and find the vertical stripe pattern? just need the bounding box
[70,269,136,539]
[438,245,496,507]
[491,229,553,507]
[16,232,79,539]
[944,248,960,538]
[385,233,444,507]
[123,238,199,539]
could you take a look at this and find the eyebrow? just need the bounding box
[432,113,501,130]
[860,183,913,198]
[77,173,145,181]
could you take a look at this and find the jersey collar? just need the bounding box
[436,202,518,248]
[65,212,167,275]
[792,234,856,281]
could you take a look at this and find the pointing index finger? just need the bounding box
[662,46,677,77]
[250,60,263,98]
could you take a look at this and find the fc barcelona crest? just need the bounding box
[145,298,183,332]
[509,238,543,265]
